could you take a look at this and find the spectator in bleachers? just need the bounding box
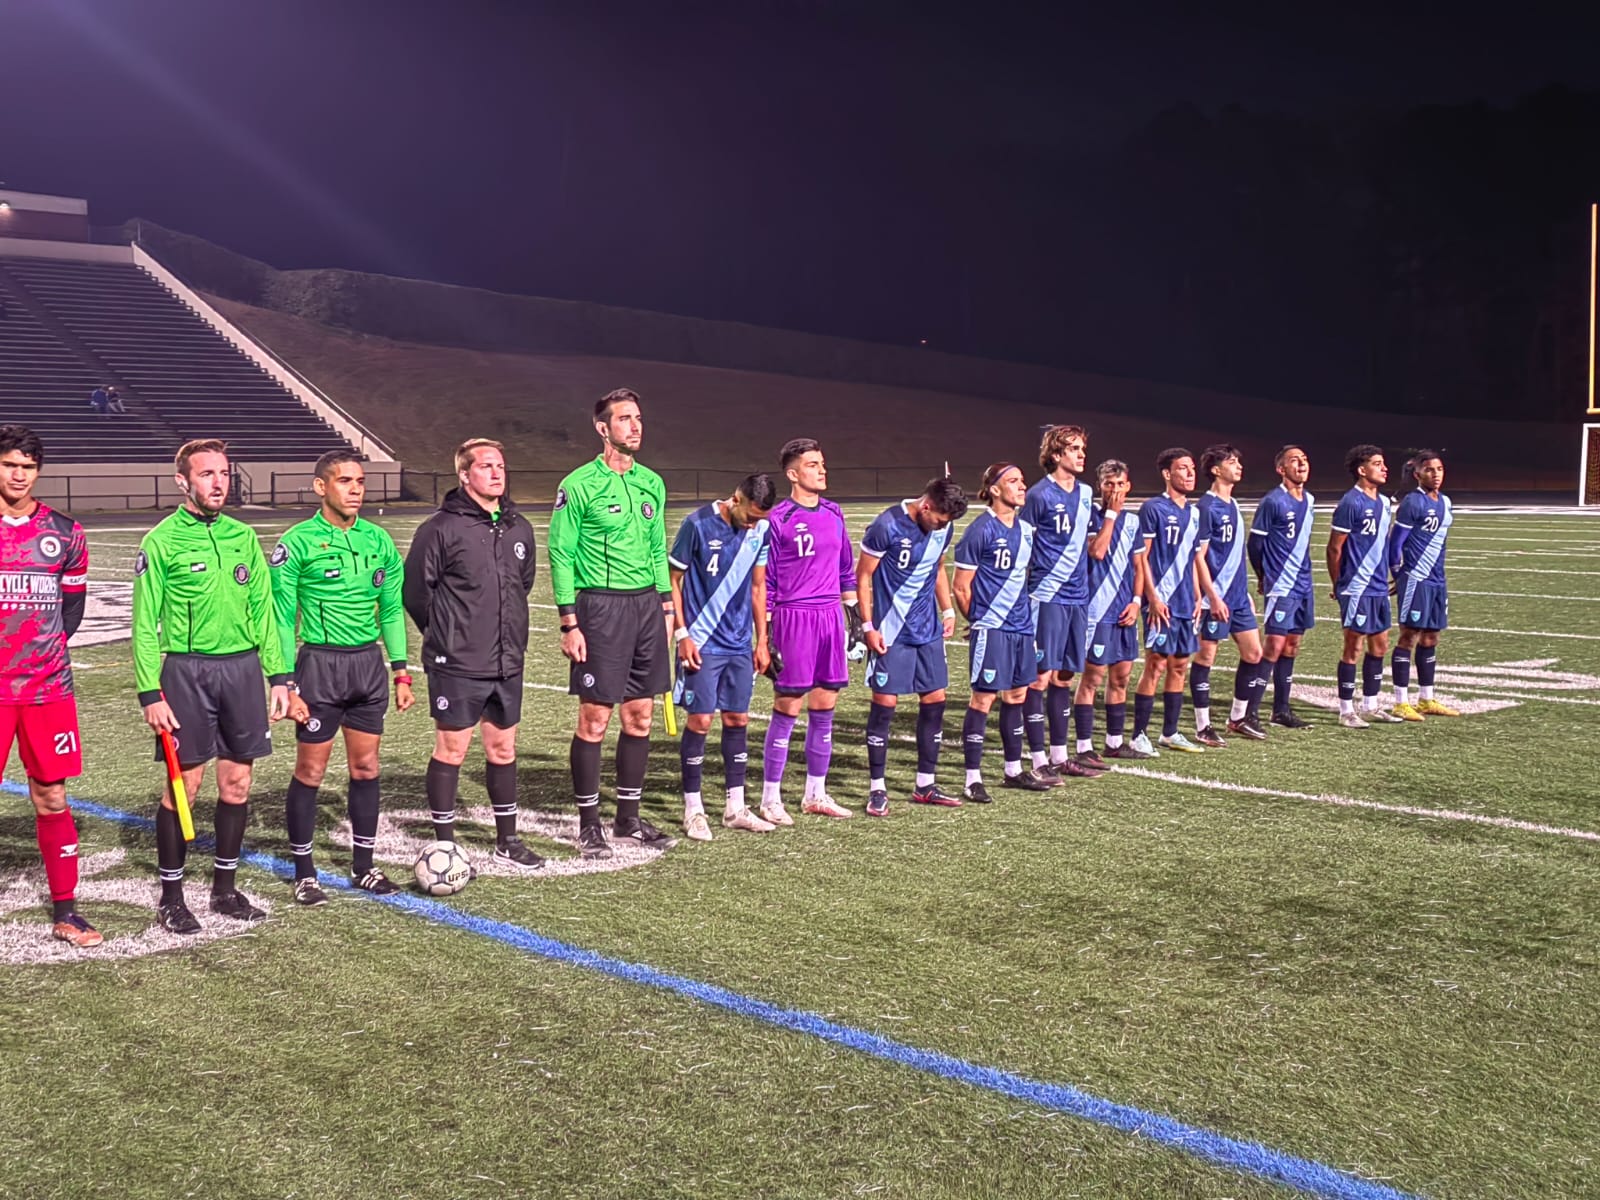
[106,386,126,415]
[88,386,109,416]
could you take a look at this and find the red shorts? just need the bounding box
[0,698,84,782]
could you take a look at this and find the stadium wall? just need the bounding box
[0,191,90,243]
[32,460,402,512]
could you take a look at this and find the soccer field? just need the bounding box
[5,502,1599,1200]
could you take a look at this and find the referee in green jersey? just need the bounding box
[550,388,675,858]
[134,439,290,934]
[270,451,411,904]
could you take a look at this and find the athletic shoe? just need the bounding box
[1054,757,1103,778]
[1416,698,1461,717]
[963,782,994,804]
[51,911,103,948]
[758,801,795,827]
[1226,717,1268,741]
[577,823,614,860]
[802,794,852,819]
[494,835,546,869]
[1338,711,1371,729]
[156,902,201,935]
[1103,742,1153,761]
[1270,710,1314,730]
[722,807,775,833]
[910,784,963,807]
[1074,749,1109,772]
[293,877,329,907]
[613,816,678,848]
[1000,770,1053,791]
[1129,733,1161,757]
[1158,732,1205,754]
[1365,706,1404,724]
[865,790,890,817]
[1031,763,1065,786]
[210,890,266,923]
[1193,726,1227,749]
[684,811,713,842]
[1391,702,1426,723]
[351,868,401,895]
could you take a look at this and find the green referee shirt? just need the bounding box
[269,510,408,674]
[547,456,670,609]
[132,506,287,702]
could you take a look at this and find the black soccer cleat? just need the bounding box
[613,816,677,849]
[910,784,963,807]
[577,823,614,859]
[865,789,890,817]
[157,901,202,935]
[351,867,402,895]
[293,877,329,907]
[1074,749,1109,772]
[1103,742,1154,761]
[1055,757,1103,779]
[1031,763,1065,787]
[493,835,546,870]
[1193,726,1228,750]
[1227,716,1268,741]
[209,890,267,923]
[963,782,994,804]
[1271,710,1314,730]
[1001,770,1054,792]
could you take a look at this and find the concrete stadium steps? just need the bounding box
[0,256,352,461]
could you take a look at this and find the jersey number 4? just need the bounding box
[705,552,721,576]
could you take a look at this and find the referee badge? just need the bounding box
[641,501,656,520]
[135,551,149,576]
[269,543,289,566]
[554,487,568,510]
[234,564,251,585]
[372,567,386,587]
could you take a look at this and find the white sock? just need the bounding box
[1229,698,1248,721]
[1106,734,1124,748]
[870,777,887,793]
[1395,685,1409,706]
[965,768,983,786]
[683,792,704,817]
[1003,760,1022,778]
[1419,685,1434,701]
[1075,738,1092,753]
[762,781,782,806]
[1193,707,1210,732]
[1339,699,1354,715]
[1362,695,1379,712]
[725,786,746,814]
[804,774,827,800]
[1031,750,1048,769]
[915,772,935,789]
[1049,746,1068,766]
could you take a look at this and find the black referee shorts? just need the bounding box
[571,587,670,704]
[158,650,273,767]
[426,671,524,730]
[295,643,388,744]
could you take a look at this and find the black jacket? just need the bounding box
[403,489,537,679]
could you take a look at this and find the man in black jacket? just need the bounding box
[403,438,542,868]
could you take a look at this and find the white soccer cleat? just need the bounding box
[802,794,853,819]
[683,811,713,842]
[1157,732,1205,754]
[1129,733,1160,758]
[722,806,776,833]
[1365,706,1405,724]
[757,801,794,827]
[1338,711,1371,729]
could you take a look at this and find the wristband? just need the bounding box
[393,673,414,687]
[561,623,579,634]
[941,607,956,621]
[861,620,875,633]
[673,628,690,643]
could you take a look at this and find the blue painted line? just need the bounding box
[9,783,1423,1200]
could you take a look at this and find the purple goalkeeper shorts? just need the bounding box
[770,604,849,694]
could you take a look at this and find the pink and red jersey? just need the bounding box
[763,497,855,609]
[0,504,88,704]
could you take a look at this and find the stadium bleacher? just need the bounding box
[0,255,352,462]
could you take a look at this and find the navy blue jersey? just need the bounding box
[1249,485,1316,600]
[1392,490,1453,585]
[1140,495,1206,613]
[861,501,952,647]
[953,509,1034,635]
[1085,508,1144,627]
[668,502,770,656]
[1021,475,1100,606]
[1331,486,1393,599]
[1199,492,1249,612]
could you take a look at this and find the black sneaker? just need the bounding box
[1055,757,1103,779]
[613,816,678,849]
[1227,716,1268,741]
[351,868,401,895]
[1193,726,1228,750]
[1001,770,1053,792]
[1271,710,1314,730]
[865,789,890,817]
[1103,742,1154,761]
[1031,763,1065,787]
[577,823,614,859]
[157,901,201,934]
[209,890,266,923]
[293,877,328,907]
[910,784,963,807]
[1074,749,1109,772]
[493,835,545,870]
[963,782,994,804]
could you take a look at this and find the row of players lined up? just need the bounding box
[0,396,1457,946]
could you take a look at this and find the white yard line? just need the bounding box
[1452,589,1595,602]
[1448,625,1600,641]
[1450,565,1600,577]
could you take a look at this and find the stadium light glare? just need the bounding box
[0,202,11,211]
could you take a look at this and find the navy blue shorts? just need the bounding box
[1396,575,1448,631]
[968,628,1034,692]
[1263,593,1316,636]
[1034,602,1088,674]
[1341,593,1392,635]
[867,639,948,696]
[1086,620,1140,666]
[1143,611,1200,658]
[1200,598,1260,641]
[674,652,755,715]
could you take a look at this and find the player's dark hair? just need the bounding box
[175,438,228,477]
[1199,444,1240,481]
[736,472,778,509]
[1095,459,1128,488]
[595,388,641,423]
[922,477,969,520]
[0,424,44,467]
[1038,424,1088,473]
[1156,447,1193,475]
[1274,444,1305,471]
[1406,449,1443,482]
[1344,443,1384,479]
[780,438,822,472]
[978,461,1020,504]
[314,449,366,480]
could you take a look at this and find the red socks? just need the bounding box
[36,808,81,903]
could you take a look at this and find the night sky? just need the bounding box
[4,0,1600,378]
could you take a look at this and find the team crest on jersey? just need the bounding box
[1092,644,1105,657]
[554,487,568,510]
[982,669,996,684]
[1275,609,1288,621]
[1153,631,1167,646]
[269,543,289,567]
[38,534,61,559]
[306,718,322,733]
[641,501,655,520]
[582,673,595,688]
[875,670,889,686]
[1355,613,1367,627]
[513,542,527,560]
[135,551,149,576]
[234,564,250,584]
[1035,647,1044,662]
[1411,609,1422,621]
[435,696,449,711]
[683,690,695,706]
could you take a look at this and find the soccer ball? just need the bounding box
[413,841,471,896]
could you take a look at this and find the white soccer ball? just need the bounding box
[413,840,471,896]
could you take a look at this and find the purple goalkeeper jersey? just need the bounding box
[764,497,855,609]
